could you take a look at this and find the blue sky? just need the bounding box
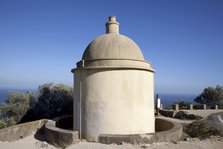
[0,0,222,95]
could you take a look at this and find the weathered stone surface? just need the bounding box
[0,119,48,142]
[98,118,182,144]
[206,112,223,136]
[155,118,174,132]
[45,120,79,148]
[190,104,193,110]
[0,116,79,148]
[215,105,218,110]
[174,104,179,111]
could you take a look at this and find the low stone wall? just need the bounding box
[45,117,79,148]
[98,117,182,144]
[169,104,222,111]
[206,112,223,136]
[0,116,78,148]
[0,119,48,142]
[155,118,174,132]
[0,116,183,146]
[153,118,182,142]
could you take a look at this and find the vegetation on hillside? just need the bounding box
[0,83,73,129]
[34,83,73,119]
[194,85,223,107]
[184,120,220,139]
[0,85,222,129]
[164,85,223,110]
[0,91,35,128]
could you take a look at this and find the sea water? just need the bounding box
[156,93,196,108]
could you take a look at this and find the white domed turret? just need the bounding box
[83,16,144,61]
[72,16,155,142]
[82,33,144,61]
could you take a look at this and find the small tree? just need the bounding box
[33,83,73,119]
[0,91,35,128]
[0,83,74,128]
[194,85,223,106]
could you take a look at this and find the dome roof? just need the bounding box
[82,33,144,61]
[72,16,154,73]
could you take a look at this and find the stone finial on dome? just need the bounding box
[105,16,120,34]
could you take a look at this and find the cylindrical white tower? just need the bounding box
[72,16,155,142]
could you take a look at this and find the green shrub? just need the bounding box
[193,104,203,109]
[0,120,7,129]
[20,83,73,122]
[0,91,35,128]
[33,83,73,119]
[159,110,174,117]
[174,111,203,120]
[0,83,73,128]
[184,120,219,139]
[194,85,223,107]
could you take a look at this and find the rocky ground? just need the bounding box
[0,135,223,149]
[67,136,223,149]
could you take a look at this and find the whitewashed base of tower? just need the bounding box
[73,68,155,141]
